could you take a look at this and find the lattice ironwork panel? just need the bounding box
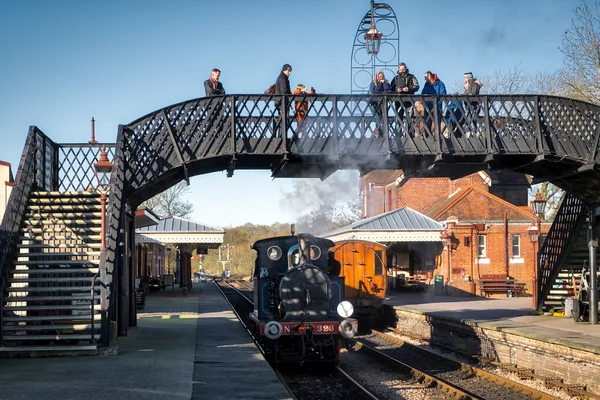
[487,96,537,154]
[58,144,116,192]
[538,96,599,161]
[537,193,587,310]
[235,95,284,154]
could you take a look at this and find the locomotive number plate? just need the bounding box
[261,321,339,335]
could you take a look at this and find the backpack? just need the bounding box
[264,84,276,95]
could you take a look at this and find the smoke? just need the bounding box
[281,170,359,215]
[280,170,361,234]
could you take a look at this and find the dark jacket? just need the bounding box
[370,80,391,94]
[275,71,291,95]
[390,72,420,94]
[204,79,225,96]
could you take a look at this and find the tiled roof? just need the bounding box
[324,207,443,237]
[362,170,404,185]
[136,216,224,233]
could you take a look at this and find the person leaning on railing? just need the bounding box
[463,72,483,137]
[370,70,392,137]
[390,63,420,137]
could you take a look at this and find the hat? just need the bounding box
[282,64,292,72]
[464,72,473,79]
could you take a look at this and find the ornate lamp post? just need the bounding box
[94,145,114,251]
[529,191,546,309]
[364,0,383,55]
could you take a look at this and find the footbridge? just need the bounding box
[1,93,599,354]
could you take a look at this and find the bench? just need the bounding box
[478,274,525,297]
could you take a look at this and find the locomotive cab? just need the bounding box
[249,233,357,364]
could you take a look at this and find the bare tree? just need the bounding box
[480,64,527,95]
[559,0,600,104]
[530,182,563,221]
[528,70,567,96]
[141,181,194,218]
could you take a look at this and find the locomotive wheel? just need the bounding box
[573,299,581,322]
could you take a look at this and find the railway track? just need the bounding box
[352,330,562,400]
[215,280,379,400]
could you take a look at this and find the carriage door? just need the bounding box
[339,245,356,299]
[354,243,369,303]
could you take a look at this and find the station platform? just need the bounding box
[0,283,292,400]
[385,288,600,395]
[386,289,600,353]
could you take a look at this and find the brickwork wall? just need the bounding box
[391,307,600,396]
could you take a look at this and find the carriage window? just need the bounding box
[374,250,384,275]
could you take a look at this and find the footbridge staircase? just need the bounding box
[1,93,600,354]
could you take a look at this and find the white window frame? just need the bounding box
[477,235,486,258]
[512,234,521,258]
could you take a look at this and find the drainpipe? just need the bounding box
[504,211,509,277]
[470,228,475,294]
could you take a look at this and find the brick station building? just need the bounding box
[361,170,550,296]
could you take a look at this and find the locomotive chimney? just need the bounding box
[290,223,296,236]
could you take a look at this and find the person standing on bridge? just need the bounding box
[292,84,315,137]
[204,68,226,97]
[421,71,447,137]
[273,64,292,136]
[390,63,420,136]
[463,72,483,137]
[370,70,391,138]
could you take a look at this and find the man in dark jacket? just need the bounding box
[390,63,420,134]
[204,68,225,96]
[276,64,292,95]
[273,64,292,136]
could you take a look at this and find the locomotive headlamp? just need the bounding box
[264,320,283,340]
[339,318,358,339]
[337,301,354,318]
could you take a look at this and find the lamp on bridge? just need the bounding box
[94,145,114,251]
[364,0,382,55]
[528,191,547,310]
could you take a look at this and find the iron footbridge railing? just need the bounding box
[120,94,600,205]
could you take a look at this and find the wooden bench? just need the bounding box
[478,274,524,297]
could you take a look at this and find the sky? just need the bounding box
[0,0,580,228]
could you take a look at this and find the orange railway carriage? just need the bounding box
[331,240,387,314]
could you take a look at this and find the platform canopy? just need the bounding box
[322,207,444,243]
[135,216,224,248]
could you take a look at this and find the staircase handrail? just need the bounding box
[0,127,54,342]
[536,193,588,310]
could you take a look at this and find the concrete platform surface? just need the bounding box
[0,283,292,400]
[386,289,600,354]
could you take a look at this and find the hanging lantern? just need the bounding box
[531,191,547,219]
[364,0,382,55]
[94,145,114,191]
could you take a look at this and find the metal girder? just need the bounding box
[161,110,189,186]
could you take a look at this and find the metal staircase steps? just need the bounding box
[0,191,104,356]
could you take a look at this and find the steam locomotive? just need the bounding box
[248,233,357,365]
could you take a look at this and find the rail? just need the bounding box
[366,330,561,400]
[214,280,298,400]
